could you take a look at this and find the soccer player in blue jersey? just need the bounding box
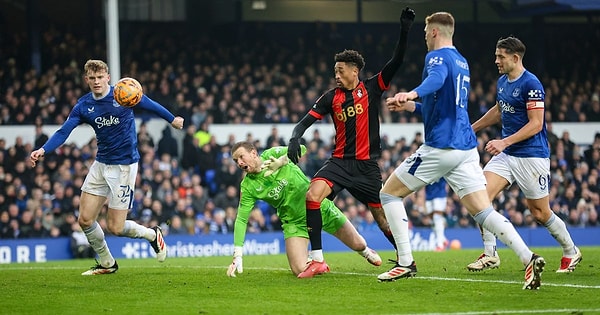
[407,110,450,252]
[380,12,545,289]
[424,178,448,251]
[29,60,184,275]
[286,7,415,278]
[469,36,581,273]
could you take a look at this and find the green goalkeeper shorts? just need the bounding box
[281,198,347,239]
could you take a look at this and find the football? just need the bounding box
[113,77,143,107]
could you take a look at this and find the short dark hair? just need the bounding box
[335,50,365,70]
[496,36,526,58]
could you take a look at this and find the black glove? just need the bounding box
[287,138,301,164]
[400,7,415,30]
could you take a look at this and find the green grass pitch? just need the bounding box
[1,247,599,315]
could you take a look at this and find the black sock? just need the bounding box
[306,208,322,251]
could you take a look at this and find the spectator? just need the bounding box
[137,122,155,154]
[208,208,229,234]
[0,211,11,238]
[34,124,49,150]
[167,215,188,235]
[213,185,240,211]
[190,184,209,214]
[18,210,35,238]
[265,126,286,148]
[247,208,268,233]
[157,125,179,159]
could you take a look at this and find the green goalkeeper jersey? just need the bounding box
[233,145,344,246]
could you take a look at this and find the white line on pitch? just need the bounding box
[1,264,599,289]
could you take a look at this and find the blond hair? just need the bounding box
[83,59,109,75]
[425,12,455,38]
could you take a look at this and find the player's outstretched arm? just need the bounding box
[472,103,501,133]
[288,114,316,164]
[380,7,415,84]
[386,99,416,113]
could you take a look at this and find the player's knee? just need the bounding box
[105,223,125,236]
[305,190,322,203]
[530,208,550,223]
[78,216,93,229]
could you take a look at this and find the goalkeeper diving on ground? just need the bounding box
[227,141,382,277]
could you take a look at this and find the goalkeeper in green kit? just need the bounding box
[227,141,382,277]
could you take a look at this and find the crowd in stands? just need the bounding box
[1,21,599,243]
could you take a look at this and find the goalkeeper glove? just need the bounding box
[287,138,301,164]
[226,246,243,277]
[400,7,416,30]
[261,156,289,177]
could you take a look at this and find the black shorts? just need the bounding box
[313,158,382,207]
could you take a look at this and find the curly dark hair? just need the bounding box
[334,50,365,70]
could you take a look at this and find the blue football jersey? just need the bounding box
[496,70,549,158]
[42,86,175,165]
[414,47,477,150]
[425,177,447,200]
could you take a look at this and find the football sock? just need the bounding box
[83,221,115,268]
[432,213,446,247]
[481,228,497,257]
[122,220,155,241]
[473,206,532,266]
[543,213,577,256]
[310,250,324,263]
[359,247,371,257]
[380,192,413,266]
[306,200,323,255]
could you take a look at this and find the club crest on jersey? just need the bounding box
[512,88,521,97]
[112,100,120,107]
[87,106,95,113]
[356,89,363,98]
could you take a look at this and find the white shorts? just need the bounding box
[425,197,447,214]
[81,161,138,210]
[483,152,550,199]
[393,145,486,199]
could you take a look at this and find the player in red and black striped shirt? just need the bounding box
[287,7,416,278]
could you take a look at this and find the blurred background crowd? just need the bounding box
[1,3,599,244]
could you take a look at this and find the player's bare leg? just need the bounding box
[369,205,398,250]
[285,237,313,276]
[333,221,382,266]
[79,192,118,275]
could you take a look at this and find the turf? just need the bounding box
[1,247,599,315]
